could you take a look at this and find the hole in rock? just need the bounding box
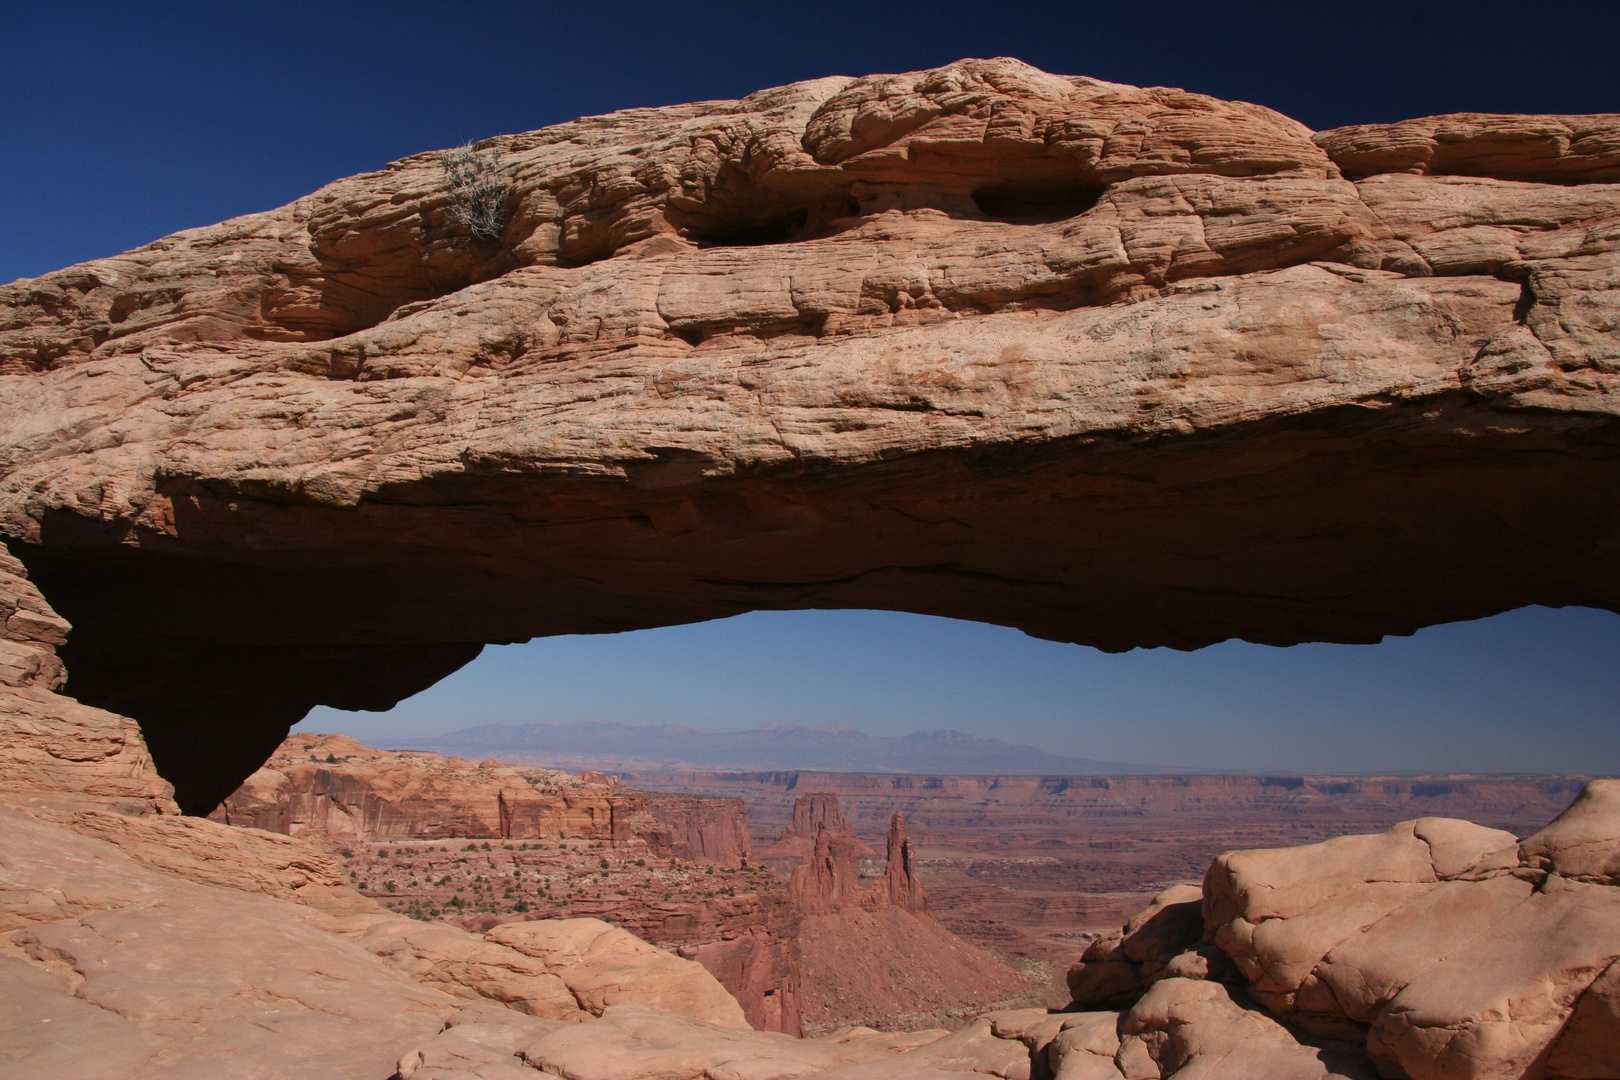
[694,207,812,247]
[679,198,862,248]
[971,180,1104,224]
[670,162,861,248]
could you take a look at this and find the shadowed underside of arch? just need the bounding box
[2,59,1618,812]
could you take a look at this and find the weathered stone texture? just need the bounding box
[0,59,1615,812]
[0,549,175,815]
[213,732,669,844]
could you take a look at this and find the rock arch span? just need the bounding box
[1,58,1617,813]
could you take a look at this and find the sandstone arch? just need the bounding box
[1,58,1617,813]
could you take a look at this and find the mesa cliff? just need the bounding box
[0,57,1616,814]
[211,731,752,864]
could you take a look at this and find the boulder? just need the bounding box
[1116,978,1373,1080]
[1067,884,1212,1007]
[488,917,751,1028]
[1204,786,1620,1079]
[1520,777,1620,885]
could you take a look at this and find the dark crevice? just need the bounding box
[696,207,810,247]
[677,199,862,249]
[668,160,861,248]
[669,313,827,345]
[1513,281,1537,325]
[972,180,1104,224]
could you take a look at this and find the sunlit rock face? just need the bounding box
[1,57,1617,811]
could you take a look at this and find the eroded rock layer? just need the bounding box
[211,732,752,862]
[1,58,1616,809]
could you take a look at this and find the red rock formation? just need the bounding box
[789,818,867,914]
[778,793,876,914]
[780,801,929,916]
[771,792,1034,1033]
[213,733,759,858]
[1,59,1616,814]
[879,811,926,913]
[0,548,175,817]
[644,793,753,869]
[769,791,878,861]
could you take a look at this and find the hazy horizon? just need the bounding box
[297,605,1620,775]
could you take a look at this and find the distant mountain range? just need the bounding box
[395,720,1183,775]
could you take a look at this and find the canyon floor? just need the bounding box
[619,769,1596,996]
[301,749,1599,1024]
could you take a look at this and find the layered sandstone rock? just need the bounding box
[1,58,1615,813]
[215,733,754,866]
[642,792,754,868]
[0,797,782,1078]
[213,732,671,843]
[0,549,174,816]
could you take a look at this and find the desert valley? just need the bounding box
[1,50,1618,1080]
[210,730,1600,1041]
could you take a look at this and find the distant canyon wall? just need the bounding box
[210,736,1047,1035]
[213,733,751,866]
[621,769,1594,837]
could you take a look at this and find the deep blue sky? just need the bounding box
[8,2,1618,772]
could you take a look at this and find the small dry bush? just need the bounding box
[440,142,507,241]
